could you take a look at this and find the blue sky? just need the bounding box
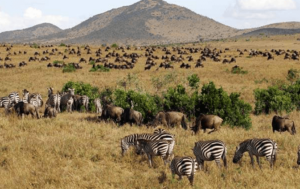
[0,0,299,32]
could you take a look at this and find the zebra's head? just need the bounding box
[233,146,244,164]
[47,88,54,97]
[153,128,166,134]
[297,146,300,165]
[68,88,75,96]
[134,139,146,155]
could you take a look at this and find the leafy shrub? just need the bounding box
[53,60,64,65]
[59,43,66,47]
[89,61,95,65]
[254,86,294,115]
[187,74,200,89]
[62,81,100,111]
[111,43,118,48]
[231,66,248,74]
[198,82,252,130]
[31,43,39,48]
[62,64,76,73]
[90,65,110,72]
[287,69,300,82]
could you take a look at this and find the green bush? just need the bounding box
[187,74,200,89]
[59,43,66,47]
[287,69,300,82]
[111,43,118,48]
[199,82,252,130]
[254,86,294,115]
[231,66,248,74]
[62,81,100,111]
[31,43,39,48]
[90,65,110,72]
[62,64,76,73]
[53,60,64,65]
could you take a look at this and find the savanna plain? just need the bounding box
[1,35,300,189]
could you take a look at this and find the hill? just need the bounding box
[0,23,62,43]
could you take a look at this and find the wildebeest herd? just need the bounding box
[1,43,300,186]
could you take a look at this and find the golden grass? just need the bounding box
[0,35,300,188]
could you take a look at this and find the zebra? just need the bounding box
[8,92,19,105]
[153,128,166,134]
[135,139,172,167]
[170,156,198,186]
[297,145,300,165]
[60,88,74,112]
[193,140,227,170]
[0,96,12,113]
[93,98,102,114]
[121,132,175,156]
[46,88,61,113]
[79,95,89,112]
[233,138,277,169]
[22,89,43,107]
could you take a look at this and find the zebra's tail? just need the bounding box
[181,115,187,130]
[189,157,195,186]
[222,146,228,169]
[272,142,278,166]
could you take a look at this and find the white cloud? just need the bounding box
[238,0,297,11]
[0,7,79,33]
[225,6,276,20]
[24,7,42,19]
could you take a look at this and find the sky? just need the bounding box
[0,0,299,33]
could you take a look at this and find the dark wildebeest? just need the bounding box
[14,101,40,119]
[272,115,296,135]
[44,106,57,118]
[101,103,124,124]
[121,101,143,126]
[151,112,187,130]
[191,114,223,134]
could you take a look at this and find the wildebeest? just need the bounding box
[13,101,40,119]
[101,103,124,124]
[151,111,187,130]
[272,115,296,135]
[121,101,143,126]
[191,114,223,134]
[44,106,57,118]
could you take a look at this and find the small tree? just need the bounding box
[187,74,200,90]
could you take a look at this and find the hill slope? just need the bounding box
[0,23,62,43]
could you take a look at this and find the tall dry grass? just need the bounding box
[0,35,300,188]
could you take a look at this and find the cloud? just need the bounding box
[237,0,297,11]
[224,6,276,20]
[0,7,79,33]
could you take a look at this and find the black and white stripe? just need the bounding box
[135,139,172,167]
[170,156,197,186]
[93,98,102,114]
[233,138,277,169]
[121,132,175,156]
[47,88,61,113]
[29,93,43,108]
[8,92,19,105]
[0,96,11,110]
[193,140,227,170]
[80,95,89,112]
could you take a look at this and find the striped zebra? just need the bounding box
[0,96,12,112]
[193,140,227,170]
[8,92,19,105]
[121,132,175,156]
[46,88,61,113]
[93,98,102,114]
[60,88,74,112]
[135,139,172,167]
[233,138,277,169]
[170,156,198,186]
[79,95,89,112]
[153,128,166,134]
[22,89,43,107]
[297,146,300,165]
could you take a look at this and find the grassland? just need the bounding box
[1,35,300,188]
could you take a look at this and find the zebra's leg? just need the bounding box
[148,154,153,168]
[249,153,255,168]
[223,154,227,169]
[208,129,215,134]
[178,175,182,180]
[188,174,194,186]
[256,156,261,169]
[215,159,221,169]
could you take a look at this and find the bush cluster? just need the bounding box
[254,79,300,114]
[90,65,110,72]
[62,64,76,73]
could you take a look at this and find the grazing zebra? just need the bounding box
[153,128,166,134]
[121,132,175,156]
[46,88,61,113]
[60,88,74,112]
[193,140,227,170]
[93,98,102,114]
[135,139,172,167]
[233,138,277,169]
[79,95,89,112]
[298,146,300,165]
[170,156,198,186]
[8,92,19,105]
[0,96,12,112]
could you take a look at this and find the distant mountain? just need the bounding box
[0,0,300,45]
[0,23,62,43]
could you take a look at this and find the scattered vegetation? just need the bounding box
[59,43,66,47]
[89,65,110,72]
[62,64,76,73]
[231,66,248,74]
[53,60,64,64]
[287,69,300,82]
[111,43,118,48]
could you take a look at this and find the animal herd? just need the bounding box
[121,126,298,186]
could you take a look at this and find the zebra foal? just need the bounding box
[233,138,277,169]
[193,140,227,170]
[170,156,197,186]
